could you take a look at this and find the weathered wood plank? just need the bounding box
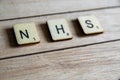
[0,8,120,59]
[0,41,120,80]
[0,0,120,20]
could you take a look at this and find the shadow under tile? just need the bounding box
[5,28,19,47]
[39,23,53,42]
[72,19,85,37]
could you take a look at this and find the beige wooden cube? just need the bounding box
[78,15,104,34]
[13,22,40,45]
[47,19,73,41]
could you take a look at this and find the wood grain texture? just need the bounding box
[0,8,120,59]
[0,0,120,80]
[0,41,120,80]
[0,0,120,20]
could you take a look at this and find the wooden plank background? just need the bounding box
[0,0,120,80]
[0,41,120,80]
[0,0,120,20]
[0,8,120,59]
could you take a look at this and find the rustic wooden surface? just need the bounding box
[0,0,120,20]
[0,0,120,80]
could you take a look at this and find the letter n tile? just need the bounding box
[13,22,40,45]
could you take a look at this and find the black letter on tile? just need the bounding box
[55,25,65,34]
[19,29,29,39]
[85,20,94,28]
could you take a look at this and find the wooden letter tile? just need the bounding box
[13,22,40,45]
[78,15,104,34]
[47,19,72,41]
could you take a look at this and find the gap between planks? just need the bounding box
[0,6,120,21]
[0,40,120,80]
[0,39,120,61]
[1,0,120,20]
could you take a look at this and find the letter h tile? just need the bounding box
[47,19,73,41]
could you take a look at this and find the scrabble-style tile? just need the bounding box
[78,15,104,34]
[47,19,73,41]
[13,22,40,45]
